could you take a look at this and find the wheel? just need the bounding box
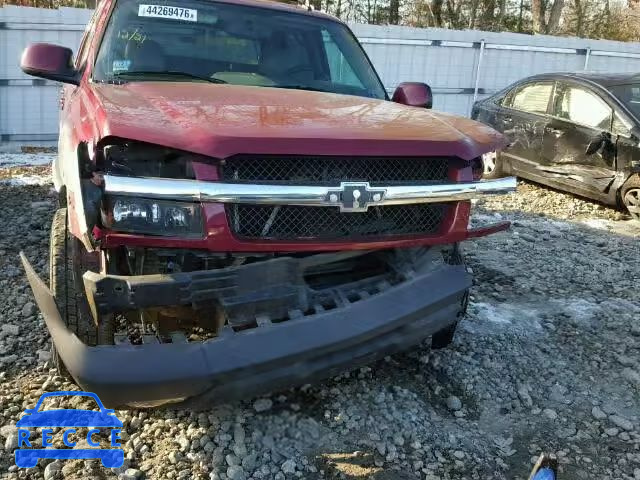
[481,151,503,179]
[432,244,469,349]
[432,322,458,349]
[49,208,114,376]
[621,176,640,221]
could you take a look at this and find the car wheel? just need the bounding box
[621,176,640,221]
[432,244,468,349]
[49,208,114,376]
[481,151,503,179]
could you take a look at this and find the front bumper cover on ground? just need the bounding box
[21,253,470,408]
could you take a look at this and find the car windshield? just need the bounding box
[609,83,640,119]
[93,0,387,100]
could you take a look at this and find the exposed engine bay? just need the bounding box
[86,245,459,346]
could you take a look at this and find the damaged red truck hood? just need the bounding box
[91,82,505,159]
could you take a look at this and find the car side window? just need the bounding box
[509,82,553,115]
[552,85,612,131]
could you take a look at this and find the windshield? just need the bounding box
[609,83,640,119]
[94,0,387,99]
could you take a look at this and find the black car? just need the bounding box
[471,72,640,219]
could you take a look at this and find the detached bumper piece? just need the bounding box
[21,252,470,408]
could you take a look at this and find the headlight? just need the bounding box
[103,196,204,237]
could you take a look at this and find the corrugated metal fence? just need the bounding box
[352,23,640,115]
[2,5,640,150]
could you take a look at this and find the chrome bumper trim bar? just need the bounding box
[103,175,516,212]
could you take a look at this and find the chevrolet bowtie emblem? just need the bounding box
[325,182,387,212]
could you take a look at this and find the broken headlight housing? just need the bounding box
[103,196,204,237]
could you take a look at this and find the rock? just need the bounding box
[604,427,619,437]
[44,460,62,480]
[132,436,144,452]
[232,443,247,458]
[0,425,16,438]
[615,354,636,367]
[226,453,240,466]
[543,409,557,420]
[557,425,577,439]
[37,349,52,363]
[130,417,142,430]
[591,406,607,420]
[253,398,273,412]
[549,384,569,404]
[241,453,257,471]
[2,324,19,336]
[233,424,245,444]
[4,432,19,451]
[176,436,190,451]
[21,302,36,317]
[119,468,143,480]
[517,385,533,408]
[61,463,78,477]
[281,459,297,474]
[168,451,182,465]
[609,415,634,431]
[1,354,18,365]
[622,368,640,385]
[226,465,246,480]
[446,395,462,411]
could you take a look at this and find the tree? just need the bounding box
[3,0,639,43]
[531,0,566,34]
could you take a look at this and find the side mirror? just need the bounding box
[392,82,433,109]
[20,43,79,86]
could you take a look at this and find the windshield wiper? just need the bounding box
[272,84,331,93]
[112,71,227,84]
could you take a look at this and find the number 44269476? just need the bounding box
[138,4,198,22]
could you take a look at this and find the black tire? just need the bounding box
[621,176,640,221]
[49,208,114,375]
[481,151,503,180]
[431,322,458,349]
[431,244,469,349]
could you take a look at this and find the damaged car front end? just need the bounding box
[22,245,472,408]
[22,159,514,408]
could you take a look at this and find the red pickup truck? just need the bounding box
[20,0,515,407]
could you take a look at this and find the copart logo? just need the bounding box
[15,391,124,468]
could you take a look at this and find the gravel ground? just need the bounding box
[1,162,639,480]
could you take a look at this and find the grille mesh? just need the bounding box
[228,204,447,240]
[221,155,450,185]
